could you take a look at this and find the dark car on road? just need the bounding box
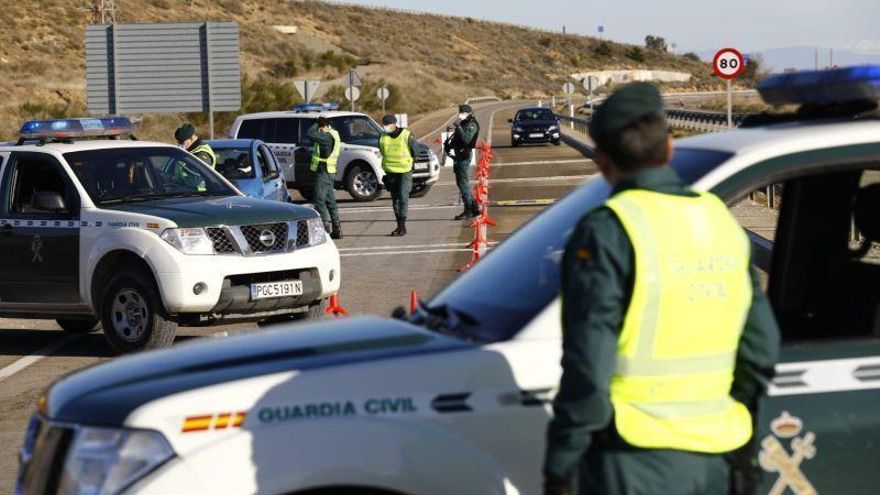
[509,107,561,147]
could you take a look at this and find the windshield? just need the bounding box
[331,115,383,146]
[516,109,556,121]
[213,147,257,180]
[65,147,237,205]
[424,147,734,342]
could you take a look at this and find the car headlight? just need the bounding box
[548,125,559,131]
[513,126,524,132]
[307,217,327,246]
[57,427,174,495]
[160,228,215,255]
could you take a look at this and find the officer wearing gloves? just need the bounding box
[174,123,216,168]
[379,115,420,237]
[543,82,780,495]
[449,104,481,220]
[306,117,342,240]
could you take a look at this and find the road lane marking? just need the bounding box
[338,203,460,214]
[493,199,556,206]
[341,247,495,257]
[339,242,498,252]
[436,174,595,186]
[492,159,591,166]
[0,334,80,383]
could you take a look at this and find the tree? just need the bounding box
[645,35,668,52]
[741,53,769,84]
[626,46,645,63]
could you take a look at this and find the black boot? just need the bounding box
[330,222,342,240]
[393,218,407,237]
[465,203,480,219]
[454,208,470,220]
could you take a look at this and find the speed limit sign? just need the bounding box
[713,48,745,79]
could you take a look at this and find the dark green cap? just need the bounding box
[589,82,664,140]
[459,104,473,113]
[174,123,196,143]
[381,114,398,125]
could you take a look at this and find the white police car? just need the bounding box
[0,118,340,354]
[17,68,880,495]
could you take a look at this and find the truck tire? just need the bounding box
[345,164,382,202]
[56,318,99,334]
[410,184,432,198]
[99,268,177,354]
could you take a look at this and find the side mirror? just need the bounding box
[32,191,66,212]
[391,306,407,320]
[507,119,513,123]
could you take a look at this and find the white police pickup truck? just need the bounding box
[16,68,880,495]
[0,118,340,354]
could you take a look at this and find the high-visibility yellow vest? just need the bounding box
[379,129,414,174]
[605,189,753,454]
[190,143,217,169]
[310,129,341,174]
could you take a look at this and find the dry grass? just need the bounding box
[0,0,716,141]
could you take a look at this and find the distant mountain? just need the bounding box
[697,46,880,72]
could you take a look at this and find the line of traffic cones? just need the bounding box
[460,141,495,272]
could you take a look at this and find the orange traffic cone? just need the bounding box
[325,293,349,317]
[409,290,419,314]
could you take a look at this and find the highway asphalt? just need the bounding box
[0,100,597,488]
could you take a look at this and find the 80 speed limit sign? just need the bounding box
[713,48,745,79]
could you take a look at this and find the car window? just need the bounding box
[330,116,382,144]
[237,119,273,141]
[516,109,556,121]
[259,146,278,179]
[297,118,317,146]
[65,147,236,205]
[768,167,880,341]
[214,147,256,180]
[274,119,297,144]
[8,155,75,216]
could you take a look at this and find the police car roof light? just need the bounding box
[19,117,134,140]
[292,103,340,112]
[758,65,880,106]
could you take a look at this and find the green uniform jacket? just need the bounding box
[544,167,780,480]
[452,116,480,160]
[307,124,337,172]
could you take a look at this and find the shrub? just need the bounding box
[626,46,645,62]
[683,52,701,62]
[593,41,613,58]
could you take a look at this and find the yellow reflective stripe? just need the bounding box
[630,397,735,419]
[616,350,737,376]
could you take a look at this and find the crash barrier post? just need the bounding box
[409,290,419,314]
[325,293,349,317]
[460,141,495,272]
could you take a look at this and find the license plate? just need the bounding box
[250,280,303,300]
[529,133,544,138]
[414,163,428,171]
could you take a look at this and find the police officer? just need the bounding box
[379,115,420,237]
[174,123,216,168]
[306,117,342,240]
[543,82,780,495]
[449,104,481,220]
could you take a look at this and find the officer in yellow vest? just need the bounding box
[174,123,217,169]
[379,115,420,237]
[543,82,780,495]
[307,117,342,240]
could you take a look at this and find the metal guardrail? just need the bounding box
[465,96,502,105]
[558,108,746,134]
[556,115,590,134]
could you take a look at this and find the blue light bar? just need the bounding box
[292,103,340,112]
[758,65,880,106]
[19,117,133,140]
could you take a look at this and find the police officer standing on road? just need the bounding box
[450,104,481,220]
[174,123,216,169]
[379,115,420,237]
[307,117,343,240]
[543,82,780,495]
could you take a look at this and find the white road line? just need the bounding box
[339,204,459,214]
[492,159,591,166]
[437,174,594,186]
[342,247,494,257]
[0,334,80,383]
[339,241,498,252]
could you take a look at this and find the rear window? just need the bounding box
[274,119,297,144]
[236,119,274,141]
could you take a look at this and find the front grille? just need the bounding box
[206,227,238,254]
[296,220,310,247]
[240,223,288,254]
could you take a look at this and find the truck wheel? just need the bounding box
[346,164,381,202]
[410,184,433,198]
[56,318,99,334]
[100,269,177,354]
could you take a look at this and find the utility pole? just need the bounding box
[829,47,834,68]
[814,47,818,70]
[348,69,355,112]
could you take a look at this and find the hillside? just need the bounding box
[0,0,717,141]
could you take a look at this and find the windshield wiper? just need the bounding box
[414,301,486,342]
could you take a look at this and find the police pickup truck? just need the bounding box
[17,68,880,495]
[0,118,340,354]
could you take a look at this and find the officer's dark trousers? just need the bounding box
[577,447,730,495]
[384,171,412,219]
[312,172,339,223]
[453,158,475,210]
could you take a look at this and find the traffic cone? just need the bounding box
[325,293,349,317]
[409,290,419,314]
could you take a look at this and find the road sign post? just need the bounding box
[347,69,362,112]
[713,47,745,128]
[294,80,321,104]
[562,82,576,129]
[344,86,361,107]
[377,86,390,114]
[583,76,599,112]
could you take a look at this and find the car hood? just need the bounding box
[513,120,558,128]
[45,317,469,425]
[102,196,314,227]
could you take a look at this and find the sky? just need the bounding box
[344,0,880,55]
